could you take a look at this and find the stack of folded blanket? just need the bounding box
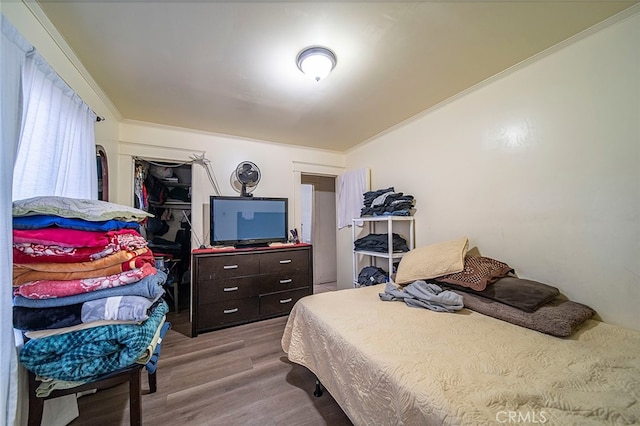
[353,233,409,253]
[12,196,169,386]
[361,187,415,217]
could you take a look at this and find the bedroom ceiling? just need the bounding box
[35,1,638,152]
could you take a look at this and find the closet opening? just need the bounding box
[134,158,193,337]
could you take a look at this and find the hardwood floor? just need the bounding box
[69,283,352,426]
[313,281,338,294]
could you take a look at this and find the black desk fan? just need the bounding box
[232,161,261,197]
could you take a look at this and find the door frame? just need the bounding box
[291,162,344,285]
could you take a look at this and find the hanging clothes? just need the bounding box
[336,168,368,229]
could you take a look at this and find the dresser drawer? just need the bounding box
[192,245,313,336]
[259,287,310,316]
[198,297,259,329]
[197,254,259,280]
[198,276,260,304]
[259,249,309,274]
[258,271,310,294]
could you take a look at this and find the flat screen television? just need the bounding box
[210,196,288,248]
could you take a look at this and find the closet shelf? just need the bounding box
[352,250,408,259]
[149,200,191,210]
[161,181,190,188]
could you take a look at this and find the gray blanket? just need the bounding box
[81,295,160,323]
[379,280,463,312]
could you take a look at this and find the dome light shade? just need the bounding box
[296,46,337,81]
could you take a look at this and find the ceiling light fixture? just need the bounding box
[296,46,337,82]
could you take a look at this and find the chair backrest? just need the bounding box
[154,256,168,272]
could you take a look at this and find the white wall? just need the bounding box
[117,121,344,250]
[341,10,640,330]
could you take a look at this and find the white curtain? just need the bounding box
[336,168,369,229]
[13,50,97,200]
[3,12,99,425]
[1,14,30,426]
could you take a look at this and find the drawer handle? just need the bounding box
[223,308,239,314]
[279,259,292,264]
[223,265,238,270]
[223,286,239,292]
[279,279,292,284]
[279,298,293,304]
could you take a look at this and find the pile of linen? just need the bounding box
[12,196,169,385]
[361,187,415,217]
[353,232,409,254]
[388,236,596,337]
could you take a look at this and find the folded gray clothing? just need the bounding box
[371,191,399,207]
[81,295,160,323]
[379,281,463,313]
[363,187,394,206]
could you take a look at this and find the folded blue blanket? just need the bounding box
[20,301,168,382]
[12,215,139,231]
[12,270,167,308]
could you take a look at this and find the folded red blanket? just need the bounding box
[13,228,140,248]
[14,248,149,274]
[12,251,154,286]
[13,232,147,264]
[13,262,157,300]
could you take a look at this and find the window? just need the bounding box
[12,50,97,200]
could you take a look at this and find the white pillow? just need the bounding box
[13,196,153,222]
[394,236,469,285]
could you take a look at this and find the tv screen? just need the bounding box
[210,196,288,248]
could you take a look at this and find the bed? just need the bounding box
[281,283,640,425]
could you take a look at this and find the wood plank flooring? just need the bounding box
[68,284,353,426]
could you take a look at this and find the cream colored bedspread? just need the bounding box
[281,284,640,425]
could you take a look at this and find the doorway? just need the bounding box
[300,174,337,292]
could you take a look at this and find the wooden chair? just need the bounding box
[27,363,148,426]
[26,321,171,425]
[154,255,181,313]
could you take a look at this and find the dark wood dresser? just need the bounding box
[191,244,313,336]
